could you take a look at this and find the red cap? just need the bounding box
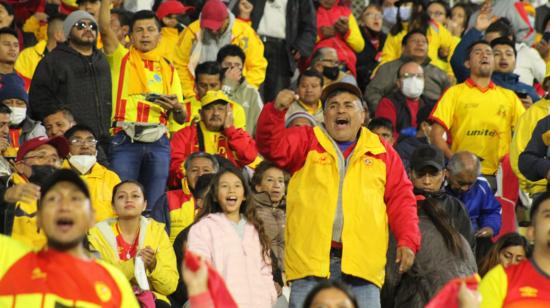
[200,0,228,31]
[156,0,193,21]
[16,136,70,162]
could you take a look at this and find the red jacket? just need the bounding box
[169,123,258,186]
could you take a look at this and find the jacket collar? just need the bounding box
[399,55,431,66]
[492,71,520,84]
[315,126,387,161]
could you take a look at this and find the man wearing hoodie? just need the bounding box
[29,10,112,156]
[173,0,267,98]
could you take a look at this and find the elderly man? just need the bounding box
[0,169,137,306]
[169,90,257,186]
[256,82,421,308]
[152,152,218,243]
[445,152,502,240]
[365,30,450,111]
[375,61,430,141]
[0,136,69,249]
[174,0,267,98]
[310,47,357,87]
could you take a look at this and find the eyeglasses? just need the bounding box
[69,138,98,146]
[74,21,98,32]
[400,73,424,79]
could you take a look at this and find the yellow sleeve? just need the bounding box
[147,223,178,296]
[380,31,404,65]
[173,25,198,98]
[345,14,365,53]
[0,234,31,279]
[87,226,135,280]
[232,102,246,130]
[430,87,456,130]
[479,265,508,308]
[97,260,140,308]
[14,46,37,80]
[22,16,46,41]
[106,43,128,71]
[238,23,267,89]
[167,68,187,134]
[511,94,526,129]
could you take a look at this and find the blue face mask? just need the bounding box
[383,6,398,24]
[399,6,412,21]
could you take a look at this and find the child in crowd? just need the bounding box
[88,180,178,307]
[368,117,394,144]
[187,167,277,308]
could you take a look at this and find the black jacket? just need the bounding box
[356,27,386,92]
[518,114,550,184]
[247,0,317,71]
[29,43,112,142]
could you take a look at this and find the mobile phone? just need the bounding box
[543,31,550,43]
[515,91,528,99]
[145,93,162,103]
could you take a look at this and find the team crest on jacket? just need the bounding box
[364,158,373,166]
[95,282,112,302]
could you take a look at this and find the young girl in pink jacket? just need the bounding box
[187,168,277,308]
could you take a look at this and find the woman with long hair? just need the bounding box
[478,232,530,277]
[187,167,277,307]
[87,180,178,307]
[386,197,476,307]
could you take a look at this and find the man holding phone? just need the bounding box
[98,0,186,208]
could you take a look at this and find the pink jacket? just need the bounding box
[188,213,276,308]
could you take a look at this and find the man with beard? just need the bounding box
[429,40,524,192]
[29,10,112,156]
[0,136,69,249]
[479,191,550,306]
[0,169,138,307]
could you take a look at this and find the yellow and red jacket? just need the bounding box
[87,217,178,304]
[0,235,138,307]
[169,122,258,186]
[151,188,195,244]
[62,160,120,222]
[173,19,267,98]
[15,40,47,91]
[256,103,421,286]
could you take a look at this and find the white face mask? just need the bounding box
[383,6,398,24]
[69,154,97,174]
[399,7,412,21]
[401,76,424,99]
[9,107,26,125]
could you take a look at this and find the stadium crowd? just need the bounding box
[1,0,550,307]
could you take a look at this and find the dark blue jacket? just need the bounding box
[450,28,540,102]
[446,178,502,234]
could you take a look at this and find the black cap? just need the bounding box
[410,144,445,172]
[320,82,364,108]
[39,169,91,202]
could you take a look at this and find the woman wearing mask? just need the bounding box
[379,0,456,75]
[478,232,530,277]
[88,181,178,308]
[187,167,277,308]
[356,4,387,91]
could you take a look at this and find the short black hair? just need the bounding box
[530,191,550,222]
[216,44,245,65]
[111,8,133,27]
[129,10,161,33]
[251,160,289,193]
[368,117,393,131]
[0,103,11,114]
[64,123,97,140]
[303,281,358,308]
[0,27,18,41]
[192,173,215,199]
[297,69,324,88]
[44,106,75,122]
[401,29,427,47]
[466,39,491,60]
[490,37,517,57]
[486,18,515,41]
[194,61,222,83]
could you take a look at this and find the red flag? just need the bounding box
[426,274,480,308]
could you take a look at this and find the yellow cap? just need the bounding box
[200,90,232,108]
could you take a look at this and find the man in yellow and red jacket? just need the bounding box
[256,82,421,308]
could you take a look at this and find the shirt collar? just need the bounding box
[465,78,496,92]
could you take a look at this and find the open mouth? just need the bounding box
[335,119,350,129]
[226,196,238,206]
[498,62,508,68]
[56,218,74,232]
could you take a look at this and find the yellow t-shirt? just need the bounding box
[430,79,525,174]
[107,44,183,132]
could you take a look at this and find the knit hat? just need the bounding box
[0,73,27,104]
[63,10,97,38]
[156,0,193,21]
[285,111,317,128]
